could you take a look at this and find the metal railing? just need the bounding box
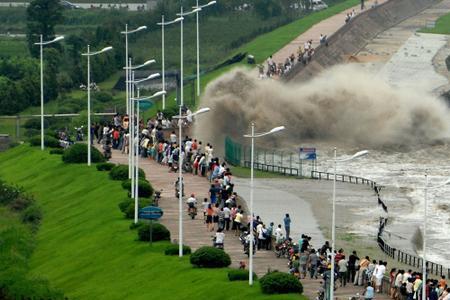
[243,161,300,176]
[310,170,376,188]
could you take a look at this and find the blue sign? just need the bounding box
[299,147,317,160]
[139,206,163,220]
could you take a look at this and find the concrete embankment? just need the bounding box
[285,0,441,82]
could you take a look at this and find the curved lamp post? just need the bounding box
[34,35,64,150]
[243,124,285,286]
[192,0,216,97]
[82,45,113,166]
[157,16,183,110]
[173,107,211,257]
[127,72,161,223]
[121,25,147,116]
[330,148,369,300]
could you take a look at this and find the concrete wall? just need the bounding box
[284,0,442,83]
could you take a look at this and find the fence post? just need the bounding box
[264,150,267,165]
[16,116,20,140]
[289,153,293,175]
[280,152,283,168]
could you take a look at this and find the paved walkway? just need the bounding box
[272,0,388,64]
[101,146,390,299]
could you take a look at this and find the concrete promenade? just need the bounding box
[102,146,390,299]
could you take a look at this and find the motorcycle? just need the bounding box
[212,236,224,250]
[174,179,184,198]
[187,204,197,219]
[153,190,162,207]
[75,126,84,141]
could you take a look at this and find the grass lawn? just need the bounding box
[0,145,306,300]
[419,12,450,34]
[0,36,28,58]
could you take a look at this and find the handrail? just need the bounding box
[310,170,376,188]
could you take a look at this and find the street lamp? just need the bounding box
[127,72,161,223]
[34,35,64,151]
[330,148,369,300]
[124,58,156,180]
[131,89,166,223]
[173,107,211,257]
[157,16,183,110]
[177,7,202,111]
[243,123,285,286]
[121,25,147,116]
[421,175,450,300]
[192,0,216,97]
[82,45,113,166]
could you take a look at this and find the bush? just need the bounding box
[23,118,49,130]
[0,181,22,206]
[49,148,64,155]
[96,162,115,171]
[259,271,303,294]
[109,164,145,180]
[118,197,153,219]
[228,269,258,281]
[137,222,170,242]
[21,204,43,226]
[165,244,191,255]
[9,194,34,211]
[62,143,105,164]
[24,128,40,137]
[121,179,153,198]
[29,135,60,148]
[190,246,231,268]
[94,91,113,103]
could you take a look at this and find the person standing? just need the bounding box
[348,250,359,284]
[283,213,291,239]
[223,205,231,231]
[338,255,348,287]
[266,222,274,250]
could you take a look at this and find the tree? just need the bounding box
[26,0,64,57]
[254,0,282,19]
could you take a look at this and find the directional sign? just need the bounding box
[299,147,316,160]
[139,206,163,220]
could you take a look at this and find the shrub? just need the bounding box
[129,221,145,230]
[96,162,115,171]
[94,91,113,103]
[49,148,64,155]
[0,181,22,206]
[24,128,40,137]
[137,223,170,242]
[21,204,43,226]
[121,179,153,198]
[109,164,145,180]
[29,135,60,148]
[165,244,191,255]
[118,197,153,219]
[228,269,258,281]
[190,246,231,268]
[62,143,105,164]
[23,118,49,130]
[259,271,303,294]
[9,194,34,211]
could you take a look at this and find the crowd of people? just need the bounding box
[259,35,328,78]
[95,109,448,300]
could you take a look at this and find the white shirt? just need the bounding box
[375,265,386,279]
[186,197,197,205]
[223,207,231,218]
[215,232,225,244]
[170,133,177,144]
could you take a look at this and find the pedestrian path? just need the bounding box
[272,0,388,64]
[102,147,390,299]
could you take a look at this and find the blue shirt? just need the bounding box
[284,217,291,228]
[365,286,374,299]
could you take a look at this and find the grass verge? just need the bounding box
[0,145,306,300]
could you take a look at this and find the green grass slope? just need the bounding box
[0,145,305,300]
[419,11,450,34]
